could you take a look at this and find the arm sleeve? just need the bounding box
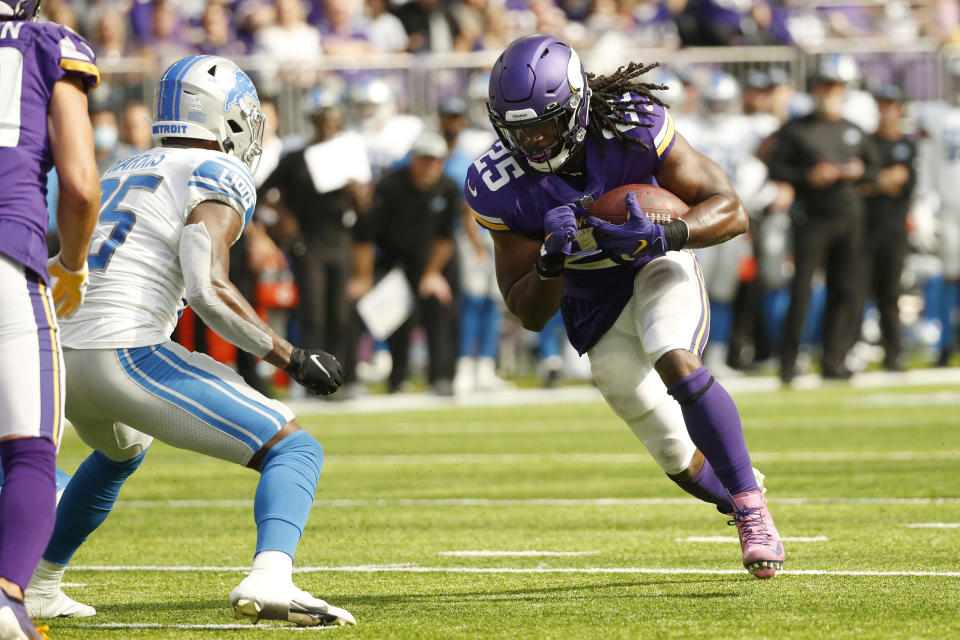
[45,25,100,90]
[186,156,258,242]
[179,223,273,357]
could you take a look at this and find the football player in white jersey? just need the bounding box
[23,56,356,628]
[683,72,767,375]
[916,65,960,365]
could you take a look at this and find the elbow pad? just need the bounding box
[179,223,273,357]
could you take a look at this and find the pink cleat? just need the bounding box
[728,490,785,579]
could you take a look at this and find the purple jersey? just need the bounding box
[0,20,99,282]
[465,99,677,354]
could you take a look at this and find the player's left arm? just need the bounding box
[46,75,101,316]
[654,132,749,249]
[181,202,342,394]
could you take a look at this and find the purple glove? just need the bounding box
[542,204,578,255]
[587,192,667,260]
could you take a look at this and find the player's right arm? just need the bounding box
[47,75,100,315]
[180,202,343,394]
[490,229,563,331]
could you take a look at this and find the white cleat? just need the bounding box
[230,577,356,627]
[24,589,95,619]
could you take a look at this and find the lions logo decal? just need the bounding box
[223,68,257,112]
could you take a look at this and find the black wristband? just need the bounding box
[284,348,305,376]
[664,218,689,251]
[535,252,565,280]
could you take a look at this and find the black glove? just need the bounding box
[285,348,344,395]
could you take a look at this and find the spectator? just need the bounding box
[255,0,323,87]
[859,86,917,371]
[350,77,424,179]
[196,1,248,56]
[259,86,372,377]
[768,55,880,382]
[119,101,152,151]
[322,0,377,54]
[91,109,127,176]
[363,0,408,53]
[141,0,194,67]
[349,132,462,395]
[394,0,468,53]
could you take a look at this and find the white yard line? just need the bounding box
[115,496,960,508]
[438,550,601,557]
[316,451,958,465]
[68,564,960,577]
[677,536,829,543]
[905,523,960,528]
[83,623,329,631]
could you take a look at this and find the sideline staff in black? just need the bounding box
[859,85,916,370]
[350,132,462,394]
[768,56,880,381]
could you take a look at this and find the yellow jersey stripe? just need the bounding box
[473,211,510,231]
[37,283,62,446]
[60,59,101,88]
[656,112,675,157]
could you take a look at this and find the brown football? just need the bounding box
[588,184,689,225]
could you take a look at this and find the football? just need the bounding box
[587,184,689,225]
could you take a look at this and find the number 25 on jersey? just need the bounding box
[88,174,163,271]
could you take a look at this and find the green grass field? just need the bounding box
[44,382,960,639]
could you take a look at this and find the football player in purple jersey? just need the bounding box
[0,0,100,637]
[465,34,785,578]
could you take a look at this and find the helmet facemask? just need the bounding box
[489,89,588,174]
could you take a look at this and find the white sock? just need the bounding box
[28,560,67,594]
[248,550,293,584]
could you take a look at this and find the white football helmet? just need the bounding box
[152,55,264,171]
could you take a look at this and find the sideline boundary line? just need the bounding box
[69,564,960,578]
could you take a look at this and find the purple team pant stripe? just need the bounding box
[689,255,711,358]
[26,276,61,445]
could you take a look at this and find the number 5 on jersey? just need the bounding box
[88,174,163,271]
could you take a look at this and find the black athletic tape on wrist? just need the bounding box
[535,252,564,280]
[664,218,689,251]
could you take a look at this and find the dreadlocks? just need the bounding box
[586,61,667,152]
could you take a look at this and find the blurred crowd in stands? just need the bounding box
[41,0,960,65]
[37,0,960,396]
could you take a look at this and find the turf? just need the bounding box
[44,383,960,639]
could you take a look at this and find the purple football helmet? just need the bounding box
[487,34,591,174]
[0,0,43,20]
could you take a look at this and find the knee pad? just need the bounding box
[626,399,695,475]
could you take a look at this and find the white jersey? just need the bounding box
[917,101,960,214]
[60,147,256,349]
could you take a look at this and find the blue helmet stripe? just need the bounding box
[158,57,193,122]
[173,55,211,121]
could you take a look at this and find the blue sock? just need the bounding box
[460,295,483,356]
[43,449,147,566]
[254,430,323,561]
[940,281,960,351]
[923,274,943,322]
[710,301,733,345]
[478,297,503,360]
